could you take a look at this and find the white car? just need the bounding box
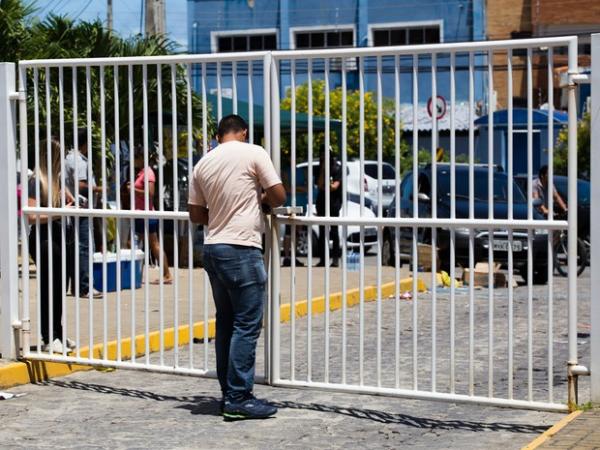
[346,160,397,214]
[289,161,379,256]
[295,200,378,256]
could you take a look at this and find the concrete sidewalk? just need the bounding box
[524,408,600,449]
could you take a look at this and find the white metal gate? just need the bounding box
[269,36,584,412]
[0,35,593,412]
[9,52,272,379]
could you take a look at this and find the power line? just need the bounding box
[73,0,96,21]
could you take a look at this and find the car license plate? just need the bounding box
[492,240,522,252]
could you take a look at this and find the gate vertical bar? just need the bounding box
[265,52,276,384]
[567,38,579,409]
[591,33,600,404]
[0,63,19,360]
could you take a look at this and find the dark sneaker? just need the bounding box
[223,396,277,420]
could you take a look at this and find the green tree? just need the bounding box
[281,80,415,171]
[0,0,34,62]
[555,112,590,179]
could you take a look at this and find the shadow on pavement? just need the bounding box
[42,379,550,433]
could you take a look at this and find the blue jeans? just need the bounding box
[202,244,267,402]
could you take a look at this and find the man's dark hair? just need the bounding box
[77,128,88,148]
[539,165,548,178]
[217,114,248,138]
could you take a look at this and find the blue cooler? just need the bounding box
[92,249,144,292]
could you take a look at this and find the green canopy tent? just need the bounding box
[207,94,342,145]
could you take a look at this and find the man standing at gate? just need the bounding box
[188,114,286,420]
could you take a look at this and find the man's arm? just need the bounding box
[262,183,286,208]
[554,190,568,212]
[189,204,209,225]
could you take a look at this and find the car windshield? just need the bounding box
[438,170,527,203]
[364,163,396,180]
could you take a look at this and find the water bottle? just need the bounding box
[347,251,360,272]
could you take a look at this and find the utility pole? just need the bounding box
[145,0,166,36]
[107,0,113,31]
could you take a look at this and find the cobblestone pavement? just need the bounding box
[539,409,600,449]
[1,269,590,448]
[0,368,561,449]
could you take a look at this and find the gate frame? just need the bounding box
[0,62,20,360]
[590,33,600,404]
[0,36,591,411]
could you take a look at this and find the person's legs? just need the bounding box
[78,217,90,294]
[202,246,234,398]
[226,278,265,401]
[148,227,172,281]
[316,196,326,263]
[330,205,341,264]
[30,231,50,344]
[51,237,64,342]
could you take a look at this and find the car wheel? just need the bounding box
[520,266,548,285]
[438,248,451,273]
[296,226,318,257]
[381,233,394,266]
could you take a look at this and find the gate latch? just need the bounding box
[272,206,303,216]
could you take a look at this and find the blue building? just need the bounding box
[187,0,488,153]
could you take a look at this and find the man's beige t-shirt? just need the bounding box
[188,140,281,249]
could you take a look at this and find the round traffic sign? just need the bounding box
[427,95,447,120]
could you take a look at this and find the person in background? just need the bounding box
[281,166,305,267]
[128,145,173,284]
[28,139,76,353]
[533,165,568,217]
[189,114,285,420]
[64,128,102,298]
[315,149,343,267]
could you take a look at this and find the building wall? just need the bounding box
[188,0,483,53]
[188,0,487,109]
[487,0,600,110]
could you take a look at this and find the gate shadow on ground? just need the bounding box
[42,379,550,433]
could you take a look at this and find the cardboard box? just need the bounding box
[462,262,507,288]
[413,243,439,272]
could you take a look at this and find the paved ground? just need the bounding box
[0,368,561,449]
[7,255,592,448]
[539,409,600,449]
[24,256,412,349]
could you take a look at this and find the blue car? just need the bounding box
[382,164,550,284]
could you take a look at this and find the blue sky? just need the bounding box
[31,0,189,50]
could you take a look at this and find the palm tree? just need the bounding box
[20,14,214,176]
[0,0,35,62]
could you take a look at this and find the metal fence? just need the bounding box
[0,35,594,412]
[269,36,583,412]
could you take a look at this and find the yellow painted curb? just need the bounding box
[521,409,582,450]
[0,276,424,389]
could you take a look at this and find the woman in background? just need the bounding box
[28,139,75,353]
[128,146,173,284]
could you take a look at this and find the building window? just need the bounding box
[295,29,354,49]
[372,25,440,46]
[217,33,277,52]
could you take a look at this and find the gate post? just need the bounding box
[0,63,20,360]
[590,33,600,404]
[268,54,281,385]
